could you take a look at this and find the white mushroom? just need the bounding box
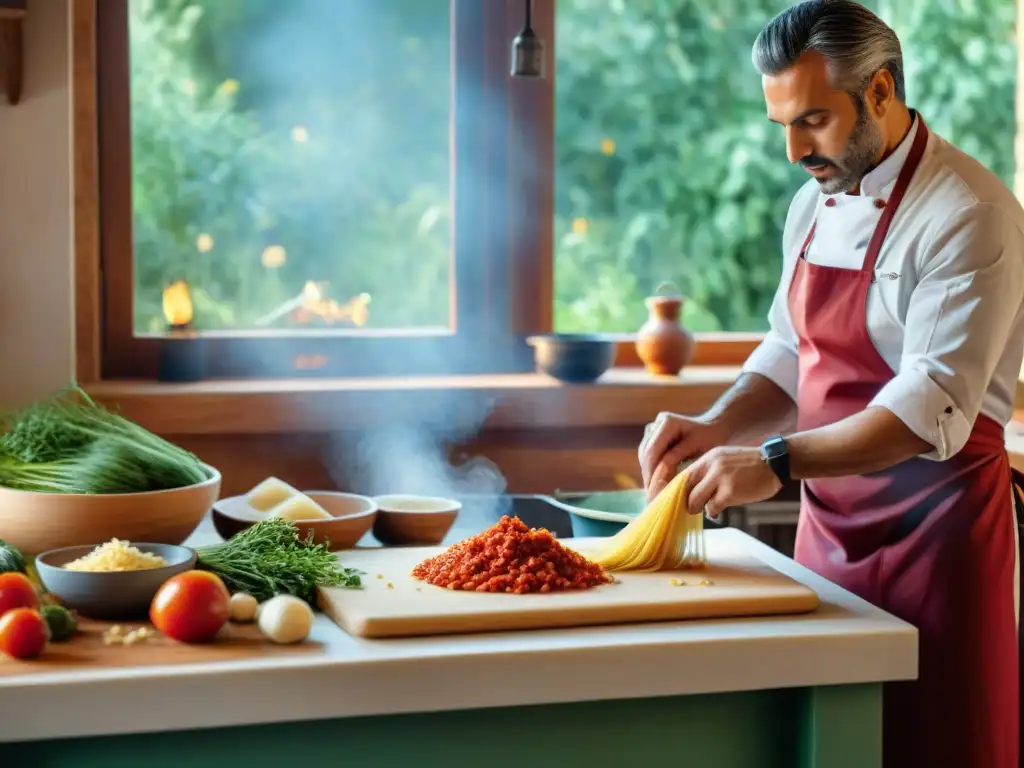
[257,595,313,644]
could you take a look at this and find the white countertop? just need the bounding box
[0,525,917,743]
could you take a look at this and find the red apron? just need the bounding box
[789,118,1020,767]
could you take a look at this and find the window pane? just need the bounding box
[127,0,452,334]
[553,0,1018,334]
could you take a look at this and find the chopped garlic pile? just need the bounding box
[63,539,167,572]
[103,625,155,646]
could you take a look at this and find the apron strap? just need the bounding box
[861,118,930,274]
[1013,468,1024,553]
[1013,470,1024,768]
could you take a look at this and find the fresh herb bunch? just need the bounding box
[195,518,362,604]
[0,384,209,494]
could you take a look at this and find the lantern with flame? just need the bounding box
[157,280,206,382]
[163,280,194,330]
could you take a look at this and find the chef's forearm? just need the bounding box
[787,406,932,479]
[703,373,797,445]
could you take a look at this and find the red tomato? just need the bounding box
[150,570,230,643]
[0,608,49,659]
[0,572,39,618]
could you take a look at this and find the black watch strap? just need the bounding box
[760,436,790,485]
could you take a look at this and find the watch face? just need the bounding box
[762,437,785,459]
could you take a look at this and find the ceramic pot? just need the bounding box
[635,292,694,376]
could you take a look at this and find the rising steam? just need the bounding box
[324,390,507,510]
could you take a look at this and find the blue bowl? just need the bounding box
[526,334,616,383]
[544,489,647,537]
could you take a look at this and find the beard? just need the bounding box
[804,96,885,195]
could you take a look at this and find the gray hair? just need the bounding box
[751,0,905,103]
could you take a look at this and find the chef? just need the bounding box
[638,1,1024,766]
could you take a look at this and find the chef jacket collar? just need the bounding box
[822,110,920,202]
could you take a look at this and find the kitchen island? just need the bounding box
[0,521,916,768]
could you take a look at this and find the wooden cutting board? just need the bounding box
[0,619,324,677]
[317,537,820,639]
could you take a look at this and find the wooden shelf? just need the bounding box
[82,372,1024,482]
[84,367,741,435]
[0,2,25,106]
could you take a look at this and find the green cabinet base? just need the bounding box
[1,683,881,768]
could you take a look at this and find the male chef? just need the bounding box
[638,1,1024,766]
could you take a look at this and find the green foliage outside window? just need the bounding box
[127,0,1018,336]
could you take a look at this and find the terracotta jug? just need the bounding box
[635,284,694,376]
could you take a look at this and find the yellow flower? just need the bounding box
[350,294,371,327]
[571,218,589,236]
[195,233,214,253]
[261,245,287,268]
[600,138,616,155]
[216,79,240,97]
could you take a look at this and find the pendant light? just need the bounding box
[510,0,545,78]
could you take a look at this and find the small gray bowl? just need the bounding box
[526,333,616,383]
[35,543,197,620]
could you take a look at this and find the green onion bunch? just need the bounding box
[0,384,209,494]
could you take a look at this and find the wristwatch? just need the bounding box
[760,436,790,485]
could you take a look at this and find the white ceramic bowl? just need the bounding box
[212,491,378,550]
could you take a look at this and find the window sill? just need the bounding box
[84,366,742,435]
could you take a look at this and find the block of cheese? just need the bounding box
[245,477,300,512]
[268,492,334,522]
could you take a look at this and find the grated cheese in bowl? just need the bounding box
[62,539,168,572]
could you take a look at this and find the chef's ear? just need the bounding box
[866,69,897,118]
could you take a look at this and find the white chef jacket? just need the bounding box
[742,115,1024,462]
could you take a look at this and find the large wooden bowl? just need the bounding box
[212,491,378,551]
[0,466,221,556]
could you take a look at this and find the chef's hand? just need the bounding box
[639,412,728,501]
[685,446,781,520]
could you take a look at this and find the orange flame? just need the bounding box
[293,281,371,326]
[163,281,194,327]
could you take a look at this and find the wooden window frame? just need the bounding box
[74,0,758,384]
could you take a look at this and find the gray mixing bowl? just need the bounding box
[35,543,197,620]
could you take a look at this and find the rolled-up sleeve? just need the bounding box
[869,202,1024,460]
[742,328,799,403]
